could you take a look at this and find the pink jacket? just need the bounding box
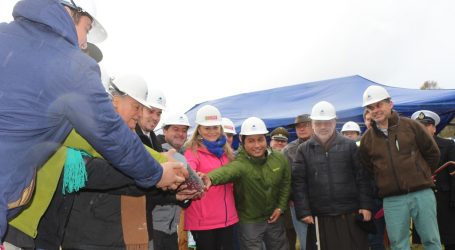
[184,147,239,230]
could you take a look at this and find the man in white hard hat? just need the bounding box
[341,121,362,141]
[0,0,184,243]
[293,101,372,250]
[411,110,455,250]
[60,76,194,250]
[156,113,193,250]
[4,74,188,249]
[159,114,191,153]
[222,117,237,147]
[136,88,167,151]
[204,117,291,250]
[358,86,441,250]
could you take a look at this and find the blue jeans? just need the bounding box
[290,206,307,250]
[383,188,441,250]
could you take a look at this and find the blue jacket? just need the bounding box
[0,0,163,239]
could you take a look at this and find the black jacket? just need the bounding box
[292,133,372,219]
[434,136,455,194]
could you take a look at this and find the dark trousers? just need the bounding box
[153,230,178,250]
[191,224,235,250]
[238,217,289,250]
[368,198,386,250]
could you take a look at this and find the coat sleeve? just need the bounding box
[277,155,291,212]
[447,140,455,204]
[358,134,374,178]
[60,64,163,188]
[351,142,373,211]
[292,143,311,219]
[413,121,440,171]
[207,161,242,185]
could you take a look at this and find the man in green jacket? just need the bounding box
[205,117,291,250]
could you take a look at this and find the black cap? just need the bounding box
[270,127,289,141]
[82,42,103,63]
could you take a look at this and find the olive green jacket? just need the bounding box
[208,148,291,223]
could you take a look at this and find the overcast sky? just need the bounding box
[1,0,455,116]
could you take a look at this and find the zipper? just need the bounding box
[385,137,402,193]
[219,157,228,226]
[325,150,335,210]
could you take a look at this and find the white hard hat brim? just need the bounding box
[147,103,166,111]
[88,18,107,43]
[309,115,336,121]
[198,120,222,126]
[224,129,236,134]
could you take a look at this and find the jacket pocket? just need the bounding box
[412,150,430,179]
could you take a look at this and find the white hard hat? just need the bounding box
[411,110,440,126]
[61,0,108,43]
[341,121,361,133]
[310,101,336,121]
[195,105,222,126]
[222,118,237,135]
[240,117,269,136]
[110,74,149,108]
[162,113,191,127]
[362,85,391,107]
[146,88,166,110]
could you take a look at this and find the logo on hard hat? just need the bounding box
[251,124,257,130]
[320,109,325,115]
[367,94,372,100]
[157,97,164,104]
[205,115,218,121]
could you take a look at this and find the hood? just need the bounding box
[13,0,78,47]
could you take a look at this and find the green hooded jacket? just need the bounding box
[208,148,290,223]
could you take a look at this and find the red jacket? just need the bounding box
[184,147,239,230]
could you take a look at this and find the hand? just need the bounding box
[156,161,188,190]
[359,209,372,221]
[198,172,212,190]
[302,215,314,224]
[176,188,199,201]
[268,208,282,224]
[161,148,177,161]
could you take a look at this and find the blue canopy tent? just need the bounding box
[185,75,455,147]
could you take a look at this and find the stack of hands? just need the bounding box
[155,149,212,201]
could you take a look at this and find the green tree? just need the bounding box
[420,80,440,90]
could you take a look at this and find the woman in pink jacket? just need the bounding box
[184,105,238,250]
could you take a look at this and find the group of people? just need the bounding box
[0,0,454,250]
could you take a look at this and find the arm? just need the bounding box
[276,154,291,212]
[207,161,242,185]
[291,144,311,220]
[447,141,455,207]
[358,134,374,178]
[61,64,162,187]
[414,121,440,171]
[351,142,373,212]
[268,155,291,224]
